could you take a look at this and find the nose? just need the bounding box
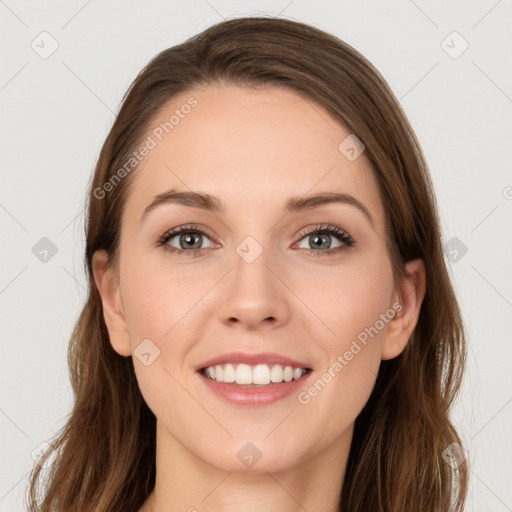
[217,244,291,330]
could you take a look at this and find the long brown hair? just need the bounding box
[26,16,468,511]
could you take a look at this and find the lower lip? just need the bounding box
[197,370,312,407]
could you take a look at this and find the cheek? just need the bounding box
[300,260,394,347]
[292,263,394,433]
[119,248,206,344]
[120,257,206,425]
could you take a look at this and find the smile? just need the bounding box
[201,363,309,386]
[197,364,313,407]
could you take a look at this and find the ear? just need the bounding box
[92,250,132,357]
[381,258,426,360]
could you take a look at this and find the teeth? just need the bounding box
[253,364,270,385]
[223,363,235,382]
[202,363,308,385]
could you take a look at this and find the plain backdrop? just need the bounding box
[1,1,511,510]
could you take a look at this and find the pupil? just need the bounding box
[182,233,201,249]
[312,234,330,249]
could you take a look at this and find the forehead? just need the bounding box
[123,83,385,231]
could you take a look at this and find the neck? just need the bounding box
[140,420,353,512]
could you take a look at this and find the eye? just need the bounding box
[295,224,355,257]
[156,223,355,258]
[157,224,215,257]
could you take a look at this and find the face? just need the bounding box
[93,83,423,474]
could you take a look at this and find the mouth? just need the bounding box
[196,362,313,406]
[198,363,312,387]
[194,352,313,406]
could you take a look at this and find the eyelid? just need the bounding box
[159,223,216,240]
[296,223,348,238]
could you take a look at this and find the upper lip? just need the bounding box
[195,351,312,371]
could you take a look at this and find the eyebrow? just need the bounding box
[141,187,374,227]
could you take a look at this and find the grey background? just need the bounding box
[1,1,511,510]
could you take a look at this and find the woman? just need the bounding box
[27,16,469,512]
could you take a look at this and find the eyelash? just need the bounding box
[156,223,355,258]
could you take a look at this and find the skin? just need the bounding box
[93,83,426,512]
